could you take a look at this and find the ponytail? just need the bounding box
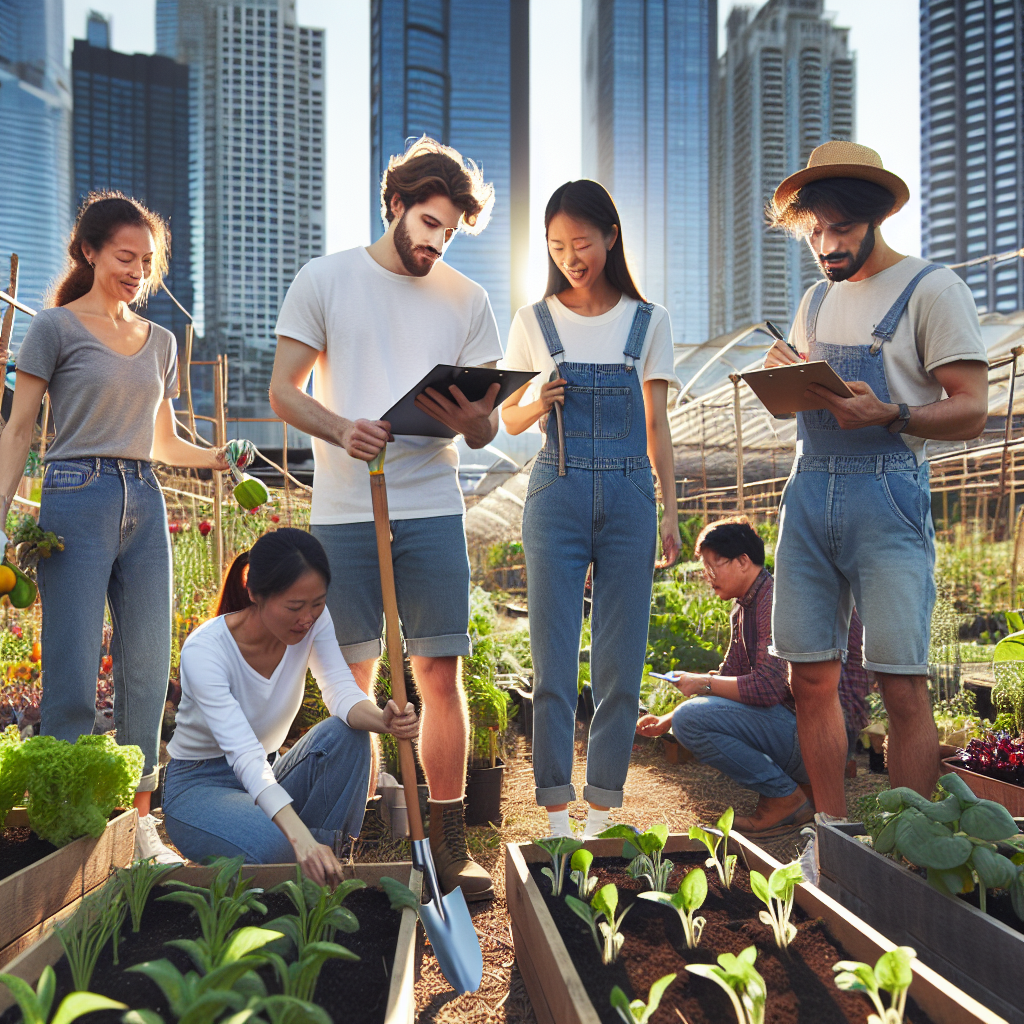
[216,552,253,616]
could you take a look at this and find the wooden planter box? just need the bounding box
[941,756,1024,816]
[0,807,137,968]
[507,832,1005,1024]
[818,821,1022,1024]
[0,860,420,1024]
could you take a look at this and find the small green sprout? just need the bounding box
[688,807,737,888]
[833,946,917,1024]
[749,861,803,950]
[686,945,766,1024]
[0,966,126,1024]
[565,882,631,964]
[267,869,364,953]
[115,858,181,933]
[599,823,673,893]
[569,848,598,899]
[534,836,583,897]
[609,973,676,1023]
[56,883,127,991]
[638,867,707,948]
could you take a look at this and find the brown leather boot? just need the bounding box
[428,801,494,902]
[733,791,813,837]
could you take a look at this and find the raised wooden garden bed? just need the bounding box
[941,756,1024,816]
[0,807,136,968]
[818,821,1022,1024]
[507,832,1005,1024]
[0,860,420,1024]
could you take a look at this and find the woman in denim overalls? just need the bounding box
[502,181,681,838]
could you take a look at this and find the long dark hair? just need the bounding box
[543,180,645,301]
[216,529,332,616]
[49,191,169,308]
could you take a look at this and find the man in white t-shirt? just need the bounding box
[764,143,989,869]
[270,137,503,901]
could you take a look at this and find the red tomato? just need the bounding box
[101,655,113,673]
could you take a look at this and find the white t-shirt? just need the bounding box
[167,610,368,820]
[790,256,987,462]
[499,294,680,404]
[274,247,503,524]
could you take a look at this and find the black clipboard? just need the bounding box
[380,364,537,438]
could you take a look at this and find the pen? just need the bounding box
[765,320,803,361]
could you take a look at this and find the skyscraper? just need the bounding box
[581,0,716,349]
[0,0,72,344]
[72,18,193,343]
[370,0,530,339]
[920,0,1024,315]
[710,0,854,337]
[156,0,324,435]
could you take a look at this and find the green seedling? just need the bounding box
[565,883,630,964]
[569,848,598,899]
[158,856,268,972]
[267,869,364,953]
[609,973,676,1024]
[686,945,766,1024]
[115,858,181,933]
[749,861,803,950]
[533,836,583,897]
[833,946,917,1024]
[56,883,127,991]
[262,940,359,1004]
[599,823,673,893]
[638,867,707,949]
[167,925,283,978]
[0,966,126,1024]
[689,807,737,888]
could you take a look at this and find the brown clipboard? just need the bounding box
[740,360,854,416]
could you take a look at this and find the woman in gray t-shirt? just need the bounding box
[0,193,230,865]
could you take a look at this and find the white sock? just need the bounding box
[546,808,572,838]
[583,807,612,838]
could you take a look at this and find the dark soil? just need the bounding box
[0,826,57,882]
[529,854,936,1024]
[0,885,403,1024]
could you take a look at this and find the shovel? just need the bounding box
[367,446,483,994]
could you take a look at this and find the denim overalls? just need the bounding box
[522,300,658,808]
[771,266,941,675]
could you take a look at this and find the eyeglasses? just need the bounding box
[700,557,732,582]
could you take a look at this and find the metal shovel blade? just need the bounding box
[412,838,483,994]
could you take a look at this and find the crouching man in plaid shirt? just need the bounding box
[637,519,869,838]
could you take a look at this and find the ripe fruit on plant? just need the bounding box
[101,655,113,673]
[29,642,41,663]
[0,566,15,595]
[198,520,212,537]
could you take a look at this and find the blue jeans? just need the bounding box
[37,458,171,792]
[523,459,657,808]
[162,716,371,863]
[312,515,471,664]
[671,696,808,798]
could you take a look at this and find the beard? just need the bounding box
[394,216,441,278]
[819,226,876,282]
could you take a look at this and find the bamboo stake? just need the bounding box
[730,374,744,513]
[213,355,225,577]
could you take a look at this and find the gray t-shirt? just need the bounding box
[17,307,178,462]
[790,255,988,462]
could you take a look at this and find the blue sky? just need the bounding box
[63,0,922,298]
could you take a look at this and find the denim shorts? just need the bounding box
[312,515,471,664]
[770,454,936,675]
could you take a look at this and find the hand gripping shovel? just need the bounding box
[367,446,483,994]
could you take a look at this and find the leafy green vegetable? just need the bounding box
[0,966,125,1024]
[689,807,737,888]
[56,884,127,991]
[267,870,364,953]
[115,859,181,933]
[609,973,676,1024]
[0,724,26,830]
[638,867,707,948]
[569,848,598,899]
[262,940,359,1005]
[534,836,583,897]
[565,883,631,964]
[749,862,803,949]
[833,946,917,1024]
[599,823,673,893]
[686,945,766,1024]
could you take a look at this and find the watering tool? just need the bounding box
[548,369,566,476]
[225,439,270,510]
[367,446,483,994]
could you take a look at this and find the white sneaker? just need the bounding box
[135,814,184,865]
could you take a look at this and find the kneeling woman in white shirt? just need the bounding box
[163,528,417,885]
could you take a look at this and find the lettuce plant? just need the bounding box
[638,867,707,949]
[609,973,676,1024]
[599,823,673,893]
[689,807,737,888]
[569,848,598,899]
[0,966,126,1024]
[749,862,803,949]
[0,724,26,830]
[833,946,917,1024]
[565,883,631,965]
[56,883,127,991]
[115,859,181,933]
[686,946,765,1024]
[534,836,583,897]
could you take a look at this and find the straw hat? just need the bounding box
[773,141,910,217]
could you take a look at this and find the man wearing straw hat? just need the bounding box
[764,142,989,856]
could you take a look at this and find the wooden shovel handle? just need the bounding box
[369,471,426,843]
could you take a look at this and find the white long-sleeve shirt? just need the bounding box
[167,609,368,820]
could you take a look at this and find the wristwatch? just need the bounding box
[887,403,911,434]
